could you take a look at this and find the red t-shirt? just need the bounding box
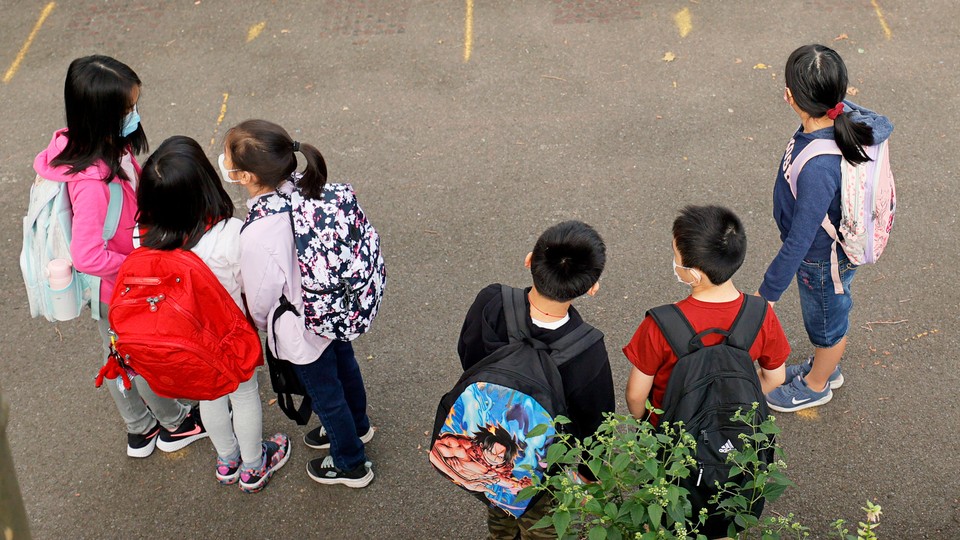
[623,293,790,423]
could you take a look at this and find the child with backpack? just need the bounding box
[131,136,289,493]
[759,44,894,413]
[445,220,615,539]
[30,55,205,458]
[223,119,378,488]
[623,205,789,538]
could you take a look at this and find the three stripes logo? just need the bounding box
[718,439,735,454]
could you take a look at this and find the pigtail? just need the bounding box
[833,111,874,165]
[297,143,328,200]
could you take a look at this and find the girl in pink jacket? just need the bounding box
[33,55,206,458]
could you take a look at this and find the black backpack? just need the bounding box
[263,296,313,425]
[430,285,603,518]
[648,294,772,538]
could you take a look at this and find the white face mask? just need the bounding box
[672,258,701,286]
[218,153,241,184]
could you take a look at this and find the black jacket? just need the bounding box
[457,284,615,443]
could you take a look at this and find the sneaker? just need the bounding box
[157,405,209,452]
[306,455,374,488]
[766,375,833,413]
[239,434,291,494]
[127,422,161,458]
[216,455,241,485]
[784,356,845,389]
[304,425,375,450]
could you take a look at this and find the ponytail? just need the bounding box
[785,44,875,165]
[833,111,874,165]
[225,119,327,197]
[295,143,328,199]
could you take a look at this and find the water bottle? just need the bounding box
[47,259,79,321]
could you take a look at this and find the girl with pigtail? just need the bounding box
[759,44,894,413]
[221,120,375,488]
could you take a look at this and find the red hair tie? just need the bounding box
[826,102,845,120]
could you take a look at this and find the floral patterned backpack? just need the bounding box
[243,176,386,341]
[787,137,895,294]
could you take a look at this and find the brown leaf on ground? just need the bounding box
[847,85,859,96]
[662,52,676,62]
[834,33,849,41]
[734,58,743,64]
[753,63,769,70]
[268,398,277,406]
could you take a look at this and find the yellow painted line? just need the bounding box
[463,0,473,63]
[209,93,229,148]
[796,408,820,420]
[247,21,266,42]
[673,7,692,38]
[3,2,56,84]
[870,0,892,40]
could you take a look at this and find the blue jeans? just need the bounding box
[292,340,370,471]
[796,258,858,348]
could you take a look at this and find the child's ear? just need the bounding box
[524,252,533,269]
[586,281,600,297]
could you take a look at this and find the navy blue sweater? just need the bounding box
[759,101,893,302]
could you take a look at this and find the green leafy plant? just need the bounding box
[517,407,881,539]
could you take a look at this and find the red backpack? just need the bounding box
[100,247,263,401]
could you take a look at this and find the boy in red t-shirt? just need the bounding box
[624,205,789,423]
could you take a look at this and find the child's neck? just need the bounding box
[689,279,741,303]
[527,287,571,323]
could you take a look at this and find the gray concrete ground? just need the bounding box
[1,1,958,538]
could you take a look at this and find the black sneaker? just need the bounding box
[304,425,375,450]
[306,456,374,488]
[157,406,208,452]
[127,422,161,458]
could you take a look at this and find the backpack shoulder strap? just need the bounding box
[241,192,291,232]
[646,304,697,358]
[787,138,842,198]
[102,182,124,242]
[725,294,768,351]
[547,323,603,368]
[500,285,531,343]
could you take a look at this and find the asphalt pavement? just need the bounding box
[1,1,958,538]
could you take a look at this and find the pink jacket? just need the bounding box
[34,129,140,304]
[240,182,331,365]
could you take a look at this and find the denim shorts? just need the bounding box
[796,258,857,348]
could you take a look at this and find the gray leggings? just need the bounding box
[97,317,188,434]
[199,375,264,466]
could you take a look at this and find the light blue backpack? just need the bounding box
[20,174,122,322]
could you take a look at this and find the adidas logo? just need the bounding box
[718,439,735,454]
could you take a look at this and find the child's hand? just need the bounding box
[753,291,775,308]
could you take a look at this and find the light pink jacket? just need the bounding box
[34,129,139,304]
[240,183,331,365]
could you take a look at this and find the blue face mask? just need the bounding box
[120,106,140,138]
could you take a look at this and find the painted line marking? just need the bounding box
[209,93,229,148]
[463,0,473,63]
[870,0,892,40]
[673,7,692,38]
[3,2,56,84]
[247,21,266,42]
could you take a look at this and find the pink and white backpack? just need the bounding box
[786,137,896,293]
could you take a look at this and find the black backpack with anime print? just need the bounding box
[242,175,386,341]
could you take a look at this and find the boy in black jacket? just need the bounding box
[457,220,615,539]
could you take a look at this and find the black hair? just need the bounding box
[473,426,524,463]
[785,44,874,164]
[137,136,234,250]
[672,205,746,285]
[224,119,328,199]
[49,55,148,183]
[530,220,606,302]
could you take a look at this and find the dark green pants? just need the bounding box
[486,495,555,540]
[0,383,31,539]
